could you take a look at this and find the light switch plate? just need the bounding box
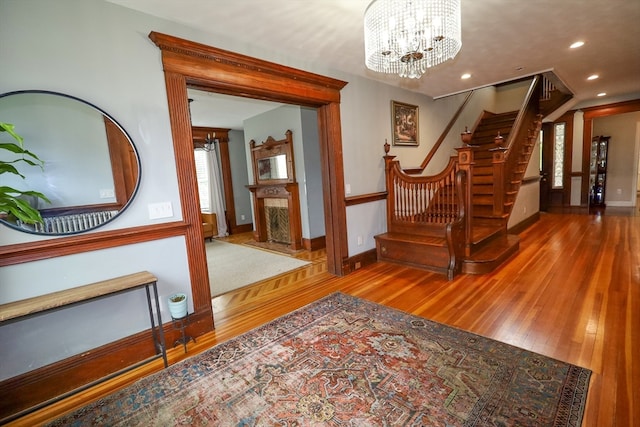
[148,202,173,219]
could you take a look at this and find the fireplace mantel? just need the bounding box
[247,183,302,250]
[247,131,302,250]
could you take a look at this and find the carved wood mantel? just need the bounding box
[247,131,303,250]
[247,183,303,250]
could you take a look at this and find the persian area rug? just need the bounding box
[205,239,309,297]
[49,293,591,427]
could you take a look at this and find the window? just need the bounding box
[194,149,210,211]
[538,129,544,173]
[552,123,565,189]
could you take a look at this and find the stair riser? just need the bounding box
[376,238,450,269]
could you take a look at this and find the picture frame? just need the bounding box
[391,100,419,146]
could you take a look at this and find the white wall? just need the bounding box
[592,112,640,206]
[0,0,195,379]
[508,128,542,228]
[494,80,530,113]
[300,107,325,239]
[228,129,253,226]
[242,105,326,240]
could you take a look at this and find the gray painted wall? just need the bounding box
[242,104,324,239]
[0,0,525,380]
[228,129,252,226]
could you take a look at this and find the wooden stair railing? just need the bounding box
[377,75,548,278]
[375,155,467,280]
[539,72,574,117]
[497,75,543,219]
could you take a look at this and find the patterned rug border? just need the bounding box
[49,292,591,426]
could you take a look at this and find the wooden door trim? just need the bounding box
[149,31,349,325]
[580,99,640,204]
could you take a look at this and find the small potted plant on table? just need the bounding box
[167,292,188,319]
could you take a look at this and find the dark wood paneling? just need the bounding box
[344,191,387,206]
[0,308,212,422]
[342,248,377,274]
[303,235,326,251]
[0,222,188,267]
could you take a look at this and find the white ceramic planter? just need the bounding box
[167,292,188,319]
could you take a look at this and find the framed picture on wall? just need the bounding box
[391,100,419,146]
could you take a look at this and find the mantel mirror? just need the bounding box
[250,130,295,185]
[0,90,140,235]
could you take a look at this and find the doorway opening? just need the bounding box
[150,31,348,329]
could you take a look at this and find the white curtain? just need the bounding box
[197,145,228,237]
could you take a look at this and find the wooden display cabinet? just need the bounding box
[589,135,610,209]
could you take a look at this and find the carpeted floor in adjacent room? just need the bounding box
[205,239,310,297]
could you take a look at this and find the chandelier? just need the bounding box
[364,0,462,79]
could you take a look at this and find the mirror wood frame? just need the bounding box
[251,130,295,185]
[148,31,349,330]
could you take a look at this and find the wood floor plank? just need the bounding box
[8,211,639,426]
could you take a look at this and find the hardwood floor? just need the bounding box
[10,212,639,426]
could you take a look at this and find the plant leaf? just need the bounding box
[0,122,24,145]
[0,163,25,178]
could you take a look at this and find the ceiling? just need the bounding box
[109,0,640,127]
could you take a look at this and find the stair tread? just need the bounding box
[465,234,519,262]
[471,224,503,245]
[375,232,446,246]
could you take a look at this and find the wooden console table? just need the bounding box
[0,271,168,422]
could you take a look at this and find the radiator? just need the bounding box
[26,210,119,234]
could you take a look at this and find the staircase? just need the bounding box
[461,110,541,274]
[375,75,548,279]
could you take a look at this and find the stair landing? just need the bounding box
[462,234,520,274]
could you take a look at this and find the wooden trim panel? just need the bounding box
[345,191,387,206]
[0,222,188,267]
[580,99,640,204]
[303,236,326,251]
[0,309,212,422]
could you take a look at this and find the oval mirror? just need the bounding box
[0,90,140,235]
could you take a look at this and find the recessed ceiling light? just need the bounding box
[570,41,585,49]
[597,92,607,97]
[461,73,471,79]
[587,74,599,80]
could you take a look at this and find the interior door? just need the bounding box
[539,123,552,211]
[540,119,572,210]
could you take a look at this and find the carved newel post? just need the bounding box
[461,126,473,146]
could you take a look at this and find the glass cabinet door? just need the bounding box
[589,136,610,208]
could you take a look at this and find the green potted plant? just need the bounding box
[0,122,50,224]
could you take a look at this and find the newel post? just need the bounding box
[383,140,396,231]
[455,143,474,256]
